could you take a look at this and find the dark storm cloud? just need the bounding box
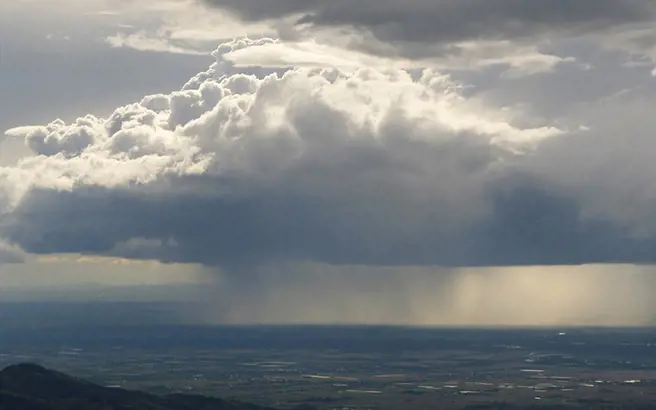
[2,172,653,268]
[202,0,656,44]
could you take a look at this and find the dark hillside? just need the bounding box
[0,364,279,410]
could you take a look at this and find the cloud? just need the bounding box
[15,0,586,79]
[197,0,656,77]
[101,3,273,56]
[220,38,577,77]
[106,31,209,55]
[201,0,656,47]
[1,38,655,268]
[599,26,656,74]
[0,240,26,264]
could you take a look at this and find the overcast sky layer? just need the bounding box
[202,0,656,44]
[1,1,656,325]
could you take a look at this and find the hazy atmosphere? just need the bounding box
[2,0,656,326]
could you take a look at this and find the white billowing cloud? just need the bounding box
[24,117,103,157]
[3,37,547,201]
[1,37,655,267]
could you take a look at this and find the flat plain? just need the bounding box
[4,318,656,409]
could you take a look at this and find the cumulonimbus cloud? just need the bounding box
[1,38,655,268]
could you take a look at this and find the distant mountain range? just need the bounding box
[0,363,283,410]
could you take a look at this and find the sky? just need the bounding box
[2,0,656,326]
